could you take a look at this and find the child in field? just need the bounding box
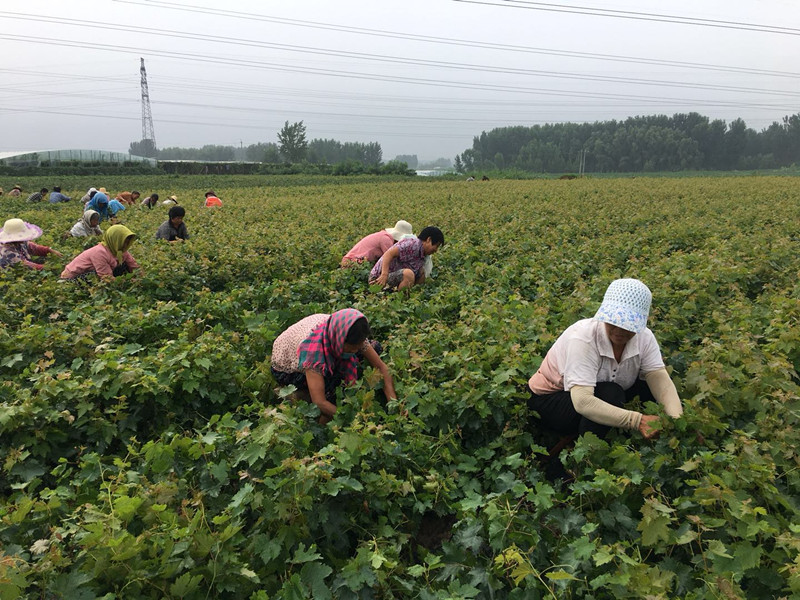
[271,309,396,424]
[155,206,190,242]
[341,220,412,267]
[70,210,103,237]
[60,225,140,282]
[204,191,222,207]
[369,226,444,291]
[0,218,63,270]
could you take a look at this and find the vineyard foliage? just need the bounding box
[0,175,799,599]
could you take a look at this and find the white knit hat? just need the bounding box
[593,279,652,333]
[385,220,413,241]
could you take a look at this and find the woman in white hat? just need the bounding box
[340,220,413,267]
[0,218,63,270]
[527,279,683,444]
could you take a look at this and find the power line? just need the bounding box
[453,0,800,36]
[112,0,800,79]
[0,35,795,113]
[5,11,798,98]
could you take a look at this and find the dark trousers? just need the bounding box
[271,367,343,403]
[528,379,655,439]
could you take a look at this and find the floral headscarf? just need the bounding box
[297,308,366,385]
[101,225,136,261]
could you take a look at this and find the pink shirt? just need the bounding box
[343,230,395,264]
[60,244,140,279]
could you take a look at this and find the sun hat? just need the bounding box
[98,187,108,194]
[12,185,21,190]
[169,195,178,201]
[593,278,652,334]
[385,220,413,241]
[0,218,43,243]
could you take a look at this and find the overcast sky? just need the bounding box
[1,0,798,161]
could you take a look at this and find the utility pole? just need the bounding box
[578,148,588,177]
[140,58,157,156]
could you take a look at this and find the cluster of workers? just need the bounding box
[0,183,204,280]
[0,188,684,477]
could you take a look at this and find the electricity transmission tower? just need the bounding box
[140,57,157,155]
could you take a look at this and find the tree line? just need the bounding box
[455,112,800,173]
[131,121,387,168]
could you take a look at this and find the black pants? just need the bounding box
[528,379,655,439]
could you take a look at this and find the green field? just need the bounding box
[1,175,799,598]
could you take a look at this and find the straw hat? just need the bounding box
[0,218,43,243]
[385,220,413,241]
[593,278,652,333]
[0,188,4,194]
[12,185,21,190]
[98,187,108,194]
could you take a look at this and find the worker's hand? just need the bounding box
[638,414,660,439]
[373,272,389,287]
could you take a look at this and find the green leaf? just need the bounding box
[300,562,333,599]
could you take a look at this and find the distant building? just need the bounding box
[0,149,157,167]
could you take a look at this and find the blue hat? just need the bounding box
[593,279,652,333]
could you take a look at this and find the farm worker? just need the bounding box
[85,192,110,222]
[369,226,444,290]
[204,190,222,207]
[155,206,190,242]
[69,210,103,237]
[527,278,683,443]
[271,309,397,424]
[81,187,98,205]
[108,199,126,223]
[341,220,413,267]
[162,195,178,206]
[60,225,140,281]
[116,190,140,205]
[27,188,48,203]
[0,218,63,270]
[8,185,22,197]
[49,186,71,203]
[141,193,159,209]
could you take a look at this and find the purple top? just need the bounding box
[370,237,425,279]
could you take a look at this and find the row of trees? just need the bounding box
[456,113,800,173]
[130,121,388,168]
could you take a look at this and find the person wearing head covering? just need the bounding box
[60,224,140,281]
[528,279,683,444]
[108,199,126,223]
[49,186,71,203]
[69,210,103,238]
[85,192,110,222]
[369,226,444,291]
[203,190,222,207]
[81,187,98,205]
[340,220,413,267]
[271,309,396,424]
[0,218,63,270]
[7,185,22,197]
[161,195,178,206]
[155,206,190,242]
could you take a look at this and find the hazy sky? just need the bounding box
[1,0,798,161]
